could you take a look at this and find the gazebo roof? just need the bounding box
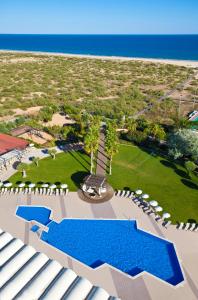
[84,175,106,188]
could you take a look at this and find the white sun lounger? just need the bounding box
[185,223,191,230]
[116,190,121,196]
[128,192,134,198]
[177,222,184,229]
[189,223,196,231]
[194,225,198,232]
[155,215,162,222]
[120,190,126,197]
[125,190,130,197]
[163,220,172,228]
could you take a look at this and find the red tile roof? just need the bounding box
[0,133,29,155]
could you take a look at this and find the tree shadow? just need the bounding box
[181,179,198,190]
[76,150,91,166]
[37,181,44,185]
[68,151,90,171]
[16,181,22,185]
[174,169,190,179]
[71,171,89,188]
[188,219,197,223]
[13,161,21,170]
[25,181,31,185]
[123,186,131,191]
[41,149,48,154]
[160,159,176,169]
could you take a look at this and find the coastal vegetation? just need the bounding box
[0,52,197,123]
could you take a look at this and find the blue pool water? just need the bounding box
[16,206,184,285]
[16,206,51,225]
[0,34,198,61]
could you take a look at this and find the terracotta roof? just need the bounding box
[0,133,29,155]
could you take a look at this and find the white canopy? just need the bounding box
[142,194,149,199]
[135,189,143,195]
[4,182,12,187]
[42,183,49,188]
[49,184,56,189]
[163,212,171,219]
[155,206,163,212]
[60,184,68,189]
[149,200,158,207]
[29,183,36,188]
[18,183,25,188]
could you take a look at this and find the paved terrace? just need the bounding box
[0,192,198,300]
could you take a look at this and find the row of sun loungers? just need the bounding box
[115,189,172,228]
[0,187,69,196]
[115,190,135,199]
[177,222,198,232]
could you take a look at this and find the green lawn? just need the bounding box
[108,144,198,223]
[9,145,198,223]
[9,151,90,191]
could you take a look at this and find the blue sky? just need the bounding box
[0,0,197,34]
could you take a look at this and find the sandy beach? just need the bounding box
[1,49,198,68]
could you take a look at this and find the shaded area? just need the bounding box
[181,179,198,190]
[71,171,89,189]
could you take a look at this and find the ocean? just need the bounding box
[0,34,198,61]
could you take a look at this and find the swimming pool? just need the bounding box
[16,206,184,286]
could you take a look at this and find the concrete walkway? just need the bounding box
[0,143,82,182]
[0,192,198,300]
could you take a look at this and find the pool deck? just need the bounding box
[0,192,198,300]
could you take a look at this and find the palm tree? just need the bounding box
[48,149,57,159]
[84,121,100,174]
[32,157,39,167]
[105,123,119,175]
[146,123,166,141]
[126,118,137,134]
[16,162,29,178]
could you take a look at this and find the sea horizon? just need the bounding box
[0,34,198,61]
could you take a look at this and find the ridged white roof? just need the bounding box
[0,229,120,300]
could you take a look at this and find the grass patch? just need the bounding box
[108,144,198,223]
[9,151,90,191]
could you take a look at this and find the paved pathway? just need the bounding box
[96,131,108,176]
[0,143,82,182]
[1,192,198,299]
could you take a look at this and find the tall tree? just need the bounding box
[168,129,198,161]
[146,123,166,141]
[126,118,137,134]
[84,119,100,174]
